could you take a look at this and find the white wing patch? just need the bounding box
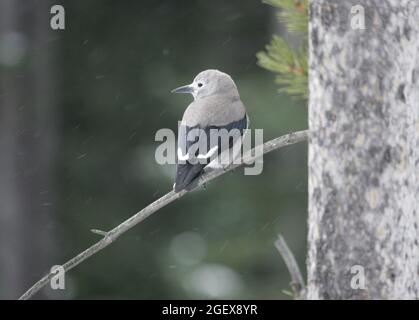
[197,145,218,159]
[178,146,219,161]
[177,148,190,161]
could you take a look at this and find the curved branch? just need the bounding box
[18,129,309,300]
[274,234,306,299]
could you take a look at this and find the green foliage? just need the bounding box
[265,0,308,33]
[257,0,308,100]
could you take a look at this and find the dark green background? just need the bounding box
[1,0,307,299]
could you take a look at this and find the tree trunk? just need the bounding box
[308,0,419,299]
[0,0,57,299]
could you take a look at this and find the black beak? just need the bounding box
[171,84,194,94]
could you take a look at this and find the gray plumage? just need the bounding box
[171,69,249,192]
[181,70,245,127]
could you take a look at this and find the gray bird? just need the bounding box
[171,69,249,192]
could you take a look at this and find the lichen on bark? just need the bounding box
[308,0,419,299]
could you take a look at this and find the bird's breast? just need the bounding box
[182,95,245,128]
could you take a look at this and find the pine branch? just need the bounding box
[257,0,308,100]
[18,129,309,300]
[274,234,306,299]
[257,37,307,99]
[264,0,308,34]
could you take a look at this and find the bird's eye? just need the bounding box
[197,82,203,87]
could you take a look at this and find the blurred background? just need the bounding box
[0,0,307,299]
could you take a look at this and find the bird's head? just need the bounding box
[171,69,238,100]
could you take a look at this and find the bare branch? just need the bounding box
[19,129,309,300]
[274,234,306,300]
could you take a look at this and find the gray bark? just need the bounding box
[0,0,57,298]
[308,0,419,299]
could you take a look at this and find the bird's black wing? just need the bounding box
[174,124,211,192]
[174,115,248,192]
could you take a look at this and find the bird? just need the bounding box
[171,69,249,193]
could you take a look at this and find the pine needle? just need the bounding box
[257,0,308,100]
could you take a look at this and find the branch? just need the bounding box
[274,234,306,299]
[18,129,309,300]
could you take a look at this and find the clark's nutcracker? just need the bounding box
[171,69,249,192]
